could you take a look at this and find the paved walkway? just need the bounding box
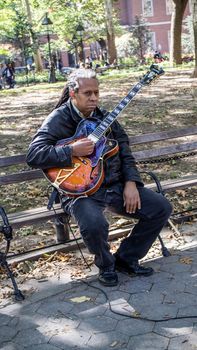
[0,222,197,350]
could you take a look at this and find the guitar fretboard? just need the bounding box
[90,82,143,140]
[87,64,164,142]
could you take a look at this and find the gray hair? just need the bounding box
[67,68,98,92]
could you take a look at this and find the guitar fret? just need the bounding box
[98,124,106,130]
[128,91,136,97]
[107,115,114,122]
[136,83,142,89]
[101,121,110,128]
[124,97,130,103]
[93,129,103,137]
[113,108,120,114]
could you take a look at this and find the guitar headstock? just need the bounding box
[140,64,165,85]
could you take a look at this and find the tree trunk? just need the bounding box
[191,0,197,77]
[170,0,188,65]
[23,0,43,71]
[104,0,117,64]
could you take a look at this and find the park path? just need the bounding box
[0,221,197,349]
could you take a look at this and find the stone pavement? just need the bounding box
[0,222,197,350]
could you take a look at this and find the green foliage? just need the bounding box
[0,1,35,63]
[0,7,14,39]
[0,0,122,65]
[14,69,66,84]
[0,47,9,56]
[37,0,107,44]
[116,32,138,60]
[0,0,130,65]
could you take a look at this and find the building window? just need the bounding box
[142,0,153,17]
[166,0,174,15]
[148,32,156,50]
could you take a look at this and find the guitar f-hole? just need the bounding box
[90,166,96,179]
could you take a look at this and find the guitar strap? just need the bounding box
[47,187,60,210]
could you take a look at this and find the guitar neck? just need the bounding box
[89,81,143,142]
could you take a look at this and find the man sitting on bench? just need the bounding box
[26,68,172,287]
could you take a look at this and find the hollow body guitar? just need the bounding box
[44,64,164,197]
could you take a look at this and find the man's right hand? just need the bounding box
[71,138,95,157]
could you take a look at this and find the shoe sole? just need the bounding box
[115,266,153,277]
[98,278,118,287]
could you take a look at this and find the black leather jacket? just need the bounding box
[26,99,143,187]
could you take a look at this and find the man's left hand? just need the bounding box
[123,181,141,214]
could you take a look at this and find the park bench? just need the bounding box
[0,125,196,262]
[95,64,124,74]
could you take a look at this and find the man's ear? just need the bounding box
[69,90,75,98]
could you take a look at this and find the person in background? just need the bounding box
[0,63,5,89]
[153,51,164,64]
[26,69,172,287]
[85,56,93,69]
[3,63,15,89]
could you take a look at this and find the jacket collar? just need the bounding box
[70,99,94,119]
[64,98,105,123]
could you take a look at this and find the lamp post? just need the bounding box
[41,13,56,83]
[72,34,78,67]
[76,24,85,63]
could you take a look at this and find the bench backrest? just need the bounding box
[129,126,197,160]
[0,126,196,186]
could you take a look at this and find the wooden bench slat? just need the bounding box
[161,178,197,192]
[0,154,26,167]
[129,126,197,145]
[133,141,197,160]
[146,175,197,192]
[0,205,65,229]
[7,204,62,219]
[0,169,44,185]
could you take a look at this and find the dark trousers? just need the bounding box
[63,185,172,270]
[6,77,14,88]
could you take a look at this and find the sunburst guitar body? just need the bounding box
[43,119,119,197]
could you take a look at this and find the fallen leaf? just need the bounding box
[69,296,91,303]
[179,257,193,264]
[133,311,141,317]
[110,341,119,347]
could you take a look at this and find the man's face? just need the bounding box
[71,78,99,117]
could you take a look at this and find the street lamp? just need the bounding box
[72,34,78,66]
[41,12,56,83]
[76,24,85,63]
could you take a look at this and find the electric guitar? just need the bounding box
[44,64,164,197]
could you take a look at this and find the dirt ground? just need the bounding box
[0,67,196,290]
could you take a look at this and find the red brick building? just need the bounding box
[116,0,191,54]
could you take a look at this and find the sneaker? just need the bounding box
[98,268,118,287]
[114,254,154,277]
